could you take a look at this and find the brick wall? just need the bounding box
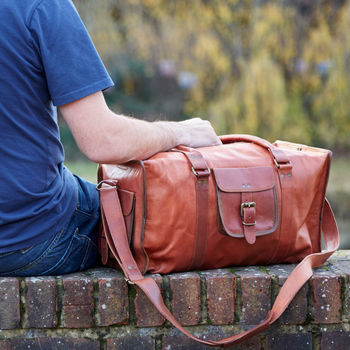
[0,251,349,349]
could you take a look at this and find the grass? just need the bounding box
[65,161,99,184]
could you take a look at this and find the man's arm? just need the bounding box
[59,91,221,164]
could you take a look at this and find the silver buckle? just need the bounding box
[241,202,256,226]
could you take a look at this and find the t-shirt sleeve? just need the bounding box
[28,0,114,106]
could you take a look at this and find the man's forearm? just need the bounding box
[60,91,220,164]
[97,111,180,163]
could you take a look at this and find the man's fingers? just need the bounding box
[174,117,222,148]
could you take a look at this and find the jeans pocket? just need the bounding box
[74,174,100,219]
[40,228,98,276]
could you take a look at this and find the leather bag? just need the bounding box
[97,134,339,348]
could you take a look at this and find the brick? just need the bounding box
[0,278,20,329]
[62,274,94,305]
[203,270,235,325]
[96,271,129,326]
[24,277,57,328]
[321,330,350,350]
[268,265,308,324]
[135,274,165,327]
[331,260,350,318]
[62,274,94,328]
[0,340,11,350]
[169,272,201,326]
[236,268,271,325]
[266,333,312,350]
[107,335,155,350]
[162,327,260,350]
[227,337,261,350]
[2,338,99,350]
[162,328,217,350]
[312,270,341,324]
[331,259,350,276]
[329,250,350,263]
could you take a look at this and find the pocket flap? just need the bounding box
[213,166,275,192]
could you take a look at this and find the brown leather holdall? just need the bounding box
[97,134,339,348]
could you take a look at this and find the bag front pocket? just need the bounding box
[213,166,278,244]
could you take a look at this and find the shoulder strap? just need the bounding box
[98,181,339,348]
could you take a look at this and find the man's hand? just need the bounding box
[171,117,222,148]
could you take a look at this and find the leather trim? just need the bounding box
[139,160,149,274]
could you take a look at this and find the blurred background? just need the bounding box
[63,0,350,247]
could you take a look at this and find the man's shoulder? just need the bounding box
[2,0,75,29]
[0,0,45,27]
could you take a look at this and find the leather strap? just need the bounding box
[241,192,257,244]
[99,182,339,348]
[172,148,210,270]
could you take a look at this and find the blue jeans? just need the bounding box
[0,175,100,276]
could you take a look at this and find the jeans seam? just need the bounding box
[39,228,78,276]
[42,228,97,275]
[75,208,98,219]
[5,225,66,275]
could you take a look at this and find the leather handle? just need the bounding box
[99,183,339,348]
[220,134,275,147]
[172,148,210,270]
[220,134,291,168]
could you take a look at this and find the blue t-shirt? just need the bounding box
[0,0,114,252]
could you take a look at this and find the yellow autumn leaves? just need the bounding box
[74,0,350,149]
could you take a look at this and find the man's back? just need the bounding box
[0,0,112,252]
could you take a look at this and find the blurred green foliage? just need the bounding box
[65,0,350,154]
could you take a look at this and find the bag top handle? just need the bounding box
[220,134,292,170]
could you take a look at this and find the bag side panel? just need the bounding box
[272,142,332,263]
[99,162,148,273]
[143,152,197,273]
